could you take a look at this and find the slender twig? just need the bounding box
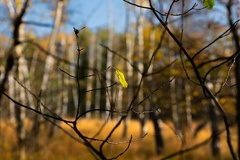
[109,136,132,160]
[203,54,236,84]
[83,82,117,93]
[123,0,164,16]
[73,27,82,120]
[22,40,79,66]
[138,77,174,106]
[73,122,107,159]
[144,25,166,77]
[59,68,95,79]
[192,19,240,60]
[23,20,53,28]
[197,56,231,68]
[144,59,177,77]
[165,3,200,16]
[71,27,108,159]
[165,0,177,23]
[84,133,147,145]
[13,77,72,122]
[100,44,140,73]
[99,116,127,155]
[0,90,73,123]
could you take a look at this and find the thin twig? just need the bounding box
[138,77,175,106]
[100,44,140,73]
[110,136,133,160]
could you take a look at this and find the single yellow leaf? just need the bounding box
[204,0,215,10]
[115,69,128,88]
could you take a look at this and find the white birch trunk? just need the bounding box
[41,0,64,92]
[15,13,27,160]
[40,0,64,137]
[8,75,15,123]
[135,0,146,136]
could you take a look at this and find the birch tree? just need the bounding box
[41,0,64,92]
[40,0,65,137]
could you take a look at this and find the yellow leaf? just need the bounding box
[115,69,128,88]
[204,0,215,10]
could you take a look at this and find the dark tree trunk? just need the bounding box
[0,53,14,103]
[0,0,29,104]
[15,104,26,160]
[122,118,129,139]
[27,114,41,152]
[139,114,147,137]
[209,104,220,157]
[150,111,164,154]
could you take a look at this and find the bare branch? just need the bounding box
[100,44,140,73]
[23,20,53,28]
[138,77,175,106]
[109,136,132,160]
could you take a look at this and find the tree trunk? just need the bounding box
[85,33,96,118]
[209,102,221,157]
[28,113,41,152]
[8,75,16,123]
[16,46,27,160]
[226,1,240,158]
[57,38,68,118]
[14,1,29,158]
[40,0,64,138]
[105,0,114,119]
[95,33,103,118]
[170,55,181,135]
[41,0,64,91]
[0,0,29,104]
[68,41,78,114]
[150,111,164,154]
[135,0,146,136]
[15,102,26,160]
[148,25,165,154]
[184,80,192,129]
[122,3,134,139]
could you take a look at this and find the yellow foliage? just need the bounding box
[115,69,128,88]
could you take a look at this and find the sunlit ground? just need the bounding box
[0,118,237,160]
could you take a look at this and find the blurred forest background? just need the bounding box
[0,0,240,160]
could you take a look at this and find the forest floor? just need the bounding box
[0,118,237,160]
